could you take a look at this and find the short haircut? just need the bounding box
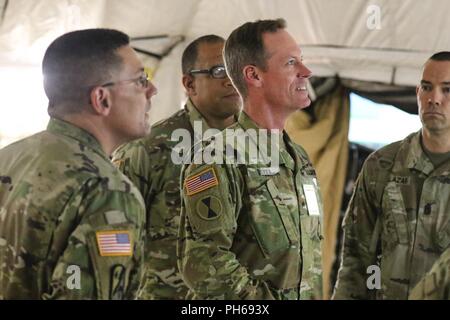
[42,28,130,113]
[224,18,286,98]
[181,35,225,74]
[428,51,450,62]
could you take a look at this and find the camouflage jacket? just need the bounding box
[0,118,146,300]
[409,247,450,300]
[334,131,450,300]
[177,111,323,300]
[112,100,212,299]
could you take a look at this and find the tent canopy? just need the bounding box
[0,0,448,122]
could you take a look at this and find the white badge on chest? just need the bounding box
[303,184,320,216]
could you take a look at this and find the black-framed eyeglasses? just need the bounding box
[100,71,151,89]
[189,65,227,79]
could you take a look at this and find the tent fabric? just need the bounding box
[285,85,350,298]
[341,78,417,114]
[0,0,449,124]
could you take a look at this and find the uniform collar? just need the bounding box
[185,99,212,140]
[186,99,211,131]
[236,111,294,170]
[405,131,439,175]
[47,118,107,160]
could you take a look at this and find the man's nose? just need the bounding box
[429,88,442,107]
[146,81,158,99]
[223,75,234,88]
[297,63,312,79]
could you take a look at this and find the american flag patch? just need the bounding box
[185,168,219,196]
[96,231,132,257]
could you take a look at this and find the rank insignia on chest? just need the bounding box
[185,167,219,196]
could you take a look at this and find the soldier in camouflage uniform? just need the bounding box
[177,19,323,300]
[112,35,241,299]
[409,247,450,300]
[333,52,450,300]
[0,29,157,299]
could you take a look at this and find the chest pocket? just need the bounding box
[245,170,299,256]
[294,171,322,238]
[381,181,409,246]
[432,177,450,251]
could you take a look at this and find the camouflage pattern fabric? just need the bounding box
[0,118,146,300]
[177,111,323,300]
[409,247,450,300]
[334,131,450,299]
[112,100,212,299]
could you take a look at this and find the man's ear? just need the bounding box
[182,74,196,96]
[243,65,262,88]
[89,86,112,116]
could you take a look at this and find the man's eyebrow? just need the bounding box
[442,81,450,85]
[420,80,431,84]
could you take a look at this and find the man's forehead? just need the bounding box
[196,42,225,64]
[118,46,144,73]
[422,60,450,82]
[263,30,301,57]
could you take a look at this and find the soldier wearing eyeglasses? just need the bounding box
[112,35,241,299]
[0,29,157,299]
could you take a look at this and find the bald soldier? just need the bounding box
[112,35,240,299]
[177,19,323,300]
[333,51,450,299]
[0,29,157,299]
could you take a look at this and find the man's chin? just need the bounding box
[294,98,311,110]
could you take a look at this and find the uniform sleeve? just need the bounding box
[409,250,450,300]
[42,180,146,300]
[177,163,276,299]
[333,159,380,300]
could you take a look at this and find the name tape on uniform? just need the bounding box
[96,230,132,257]
[303,184,320,216]
[185,168,219,196]
[259,167,280,176]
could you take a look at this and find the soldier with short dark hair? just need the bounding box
[333,52,450,300]
[112,34,240,299]
[0,28,157,299]
[177,19,323,300]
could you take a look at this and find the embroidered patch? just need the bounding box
[196,196,223,220]
[96,231,132,257]
[185,168,219,196]
[392,176,411,185]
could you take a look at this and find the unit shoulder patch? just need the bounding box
[196,195,223,220]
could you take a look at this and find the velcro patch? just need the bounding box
[392,176,411,185]
[184,168,219,196]
[96,231,132,257]
[196,196,223,220]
